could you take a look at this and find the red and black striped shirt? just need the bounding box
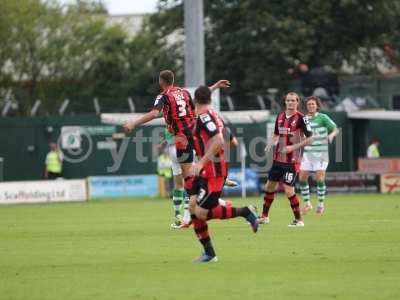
[153,86,195,135]
[193,109,228,178]
[273,111,312,166]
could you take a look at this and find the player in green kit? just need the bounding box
[299,96,338,215]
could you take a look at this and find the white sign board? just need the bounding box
[0,179,87,204]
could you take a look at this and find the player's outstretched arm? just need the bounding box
[123,109,160,132]
[209,80,231,92]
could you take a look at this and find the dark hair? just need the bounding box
[371,138,380,144]
[159,70,174,85]
[305,96,322,111]
[194,85,212,104]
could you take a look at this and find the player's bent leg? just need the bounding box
[197,177,259,233]
[205,201,259,232]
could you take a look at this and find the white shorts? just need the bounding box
[168,144,182,176]
[300,155,329,172]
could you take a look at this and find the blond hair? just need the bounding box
[285,92,300,102]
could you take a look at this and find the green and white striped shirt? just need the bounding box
[303,112,337,161]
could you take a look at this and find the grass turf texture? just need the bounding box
[1,194,399,300]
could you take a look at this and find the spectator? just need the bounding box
[298,63,339,104]
[44,143,64,179]
[367,138,380,158]
[157,144,173,196]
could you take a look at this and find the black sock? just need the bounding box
[236,207,250,217]
[200,237,216,257]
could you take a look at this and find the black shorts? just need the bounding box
[175,132,194,164]
[268,161,297,186]
[48,172,62,180]
[191,177,225,209]
[176,147,194,164]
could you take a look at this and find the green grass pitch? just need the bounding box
[1,194,400,300]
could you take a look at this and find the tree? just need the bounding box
[0,0,182,115]
[2,0,398,115]
[0,0,133,114]
[148,0,400,96]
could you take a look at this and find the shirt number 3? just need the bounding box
[177,99,187,117]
